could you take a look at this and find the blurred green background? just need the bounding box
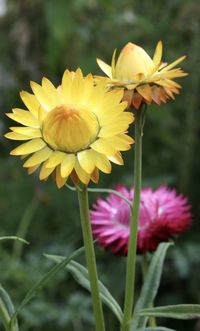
[0,0,200,330]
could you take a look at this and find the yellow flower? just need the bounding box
[5,69,134,188]
[97,41,187,109]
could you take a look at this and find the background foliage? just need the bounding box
[0,0,199,330]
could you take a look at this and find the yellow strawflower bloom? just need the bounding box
[97,41,187,109]
[5,69,134,188]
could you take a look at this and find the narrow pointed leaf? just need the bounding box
[0,236,28,244]
[139,304,200,320]
[45,254,123,323]
[0,285,19,331]
[132,242,173,329]
[68,260,123,323]
[10,246,84,326]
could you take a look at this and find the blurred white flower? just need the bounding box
[0,0,7,17]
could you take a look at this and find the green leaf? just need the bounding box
[10,246,84,327]
[137,327,176,331]
[13,197,38,258]
[0,236,28,244]
[132,242,173,330]
[68,261,123,323]
[139,304,200,320]
[45,254,123,323]
[0,284,19,331]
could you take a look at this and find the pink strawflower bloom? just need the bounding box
[90,185,192,255]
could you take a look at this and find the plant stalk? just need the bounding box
[77,185,106,331]
[121,109,143,331]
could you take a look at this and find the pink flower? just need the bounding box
[90,185,192,255]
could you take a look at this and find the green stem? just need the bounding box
[141,254,157,328]
[66,184,132,207]
[121,109,143,331]
[88,188,132,207]
[77,185,106,331]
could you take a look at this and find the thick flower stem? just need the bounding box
[121,109,143,331]
[77,185,106,331]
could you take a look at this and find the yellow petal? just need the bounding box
[61,70,74,103]
[146,62,162,77]
[97,101,128,125]
[78,76,94,105]
[45,151,66,168]
[10,138,46,155]
[39,160,55,180]
[56,166,68,188]
[101,89,124,107]
[91,150,111,173]
[91,138,117,156]
[96,58,112,78]
[111,48,117,78]
[119,134,134,144]
[77,150,95,174]
[160,70,187,79]
[60,154,76,178]
[87,82,106,109]
[99,112,134,137]
[42,77,61,104]
[156,79,181,89]
[161,56,186,72]
[6,109,39,127]
[108,152,124,165]
[38,106,46,127]
[71,68,85,102]
[28,164,40,175]
[61,70,93,106]
[153,41,163,66]
[30,81,57,111]
[23,146,52,167]
[20,91,40,117]
[5,132,32,140]
[10,127,42,138]
[108,134,134,150]
[74,160,91,185]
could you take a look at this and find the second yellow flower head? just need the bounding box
[97,41,187,109]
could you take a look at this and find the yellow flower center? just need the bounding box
[42,104,99,153]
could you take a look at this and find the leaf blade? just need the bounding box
[132,242,173,329]
[45,254,123,323]
[0,236,28,244]
[10,246,84,326]
[0,285,19,331]
[139,304,200,320]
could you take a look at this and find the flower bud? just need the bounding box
[114,42,154,81]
